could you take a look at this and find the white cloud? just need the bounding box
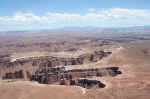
[0,8,150,30]
[88,8,96,12]
[100,8,150,19]
[0,12,56,24]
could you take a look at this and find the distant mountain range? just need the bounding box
[128,25,150,30]
[0,25,150,36]
[58,25,150,31]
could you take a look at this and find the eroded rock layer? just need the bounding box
[0,49,121,89]
[0,50,111,79]
[29,66,121,88]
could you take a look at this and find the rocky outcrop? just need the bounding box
[0,50,112,79]
[29,66,121,85]
[3,70,24,79]
[75,79,106,89]
[59,79,106,89]
[1,65,121,89]
[0,49,122,89]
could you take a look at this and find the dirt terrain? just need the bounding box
[0,31,150,99]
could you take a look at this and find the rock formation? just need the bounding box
[0,50,112,79]
[0,49,120,89]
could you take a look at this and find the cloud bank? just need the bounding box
[0,8,150,30]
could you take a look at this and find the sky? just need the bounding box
[0,0,150,31]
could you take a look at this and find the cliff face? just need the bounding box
[29,67,121,85]
[0,50,112,80]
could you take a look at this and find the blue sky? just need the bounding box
[0,0,150,31]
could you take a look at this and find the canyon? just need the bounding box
[0,46,121,89]
[0,30,150,99]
